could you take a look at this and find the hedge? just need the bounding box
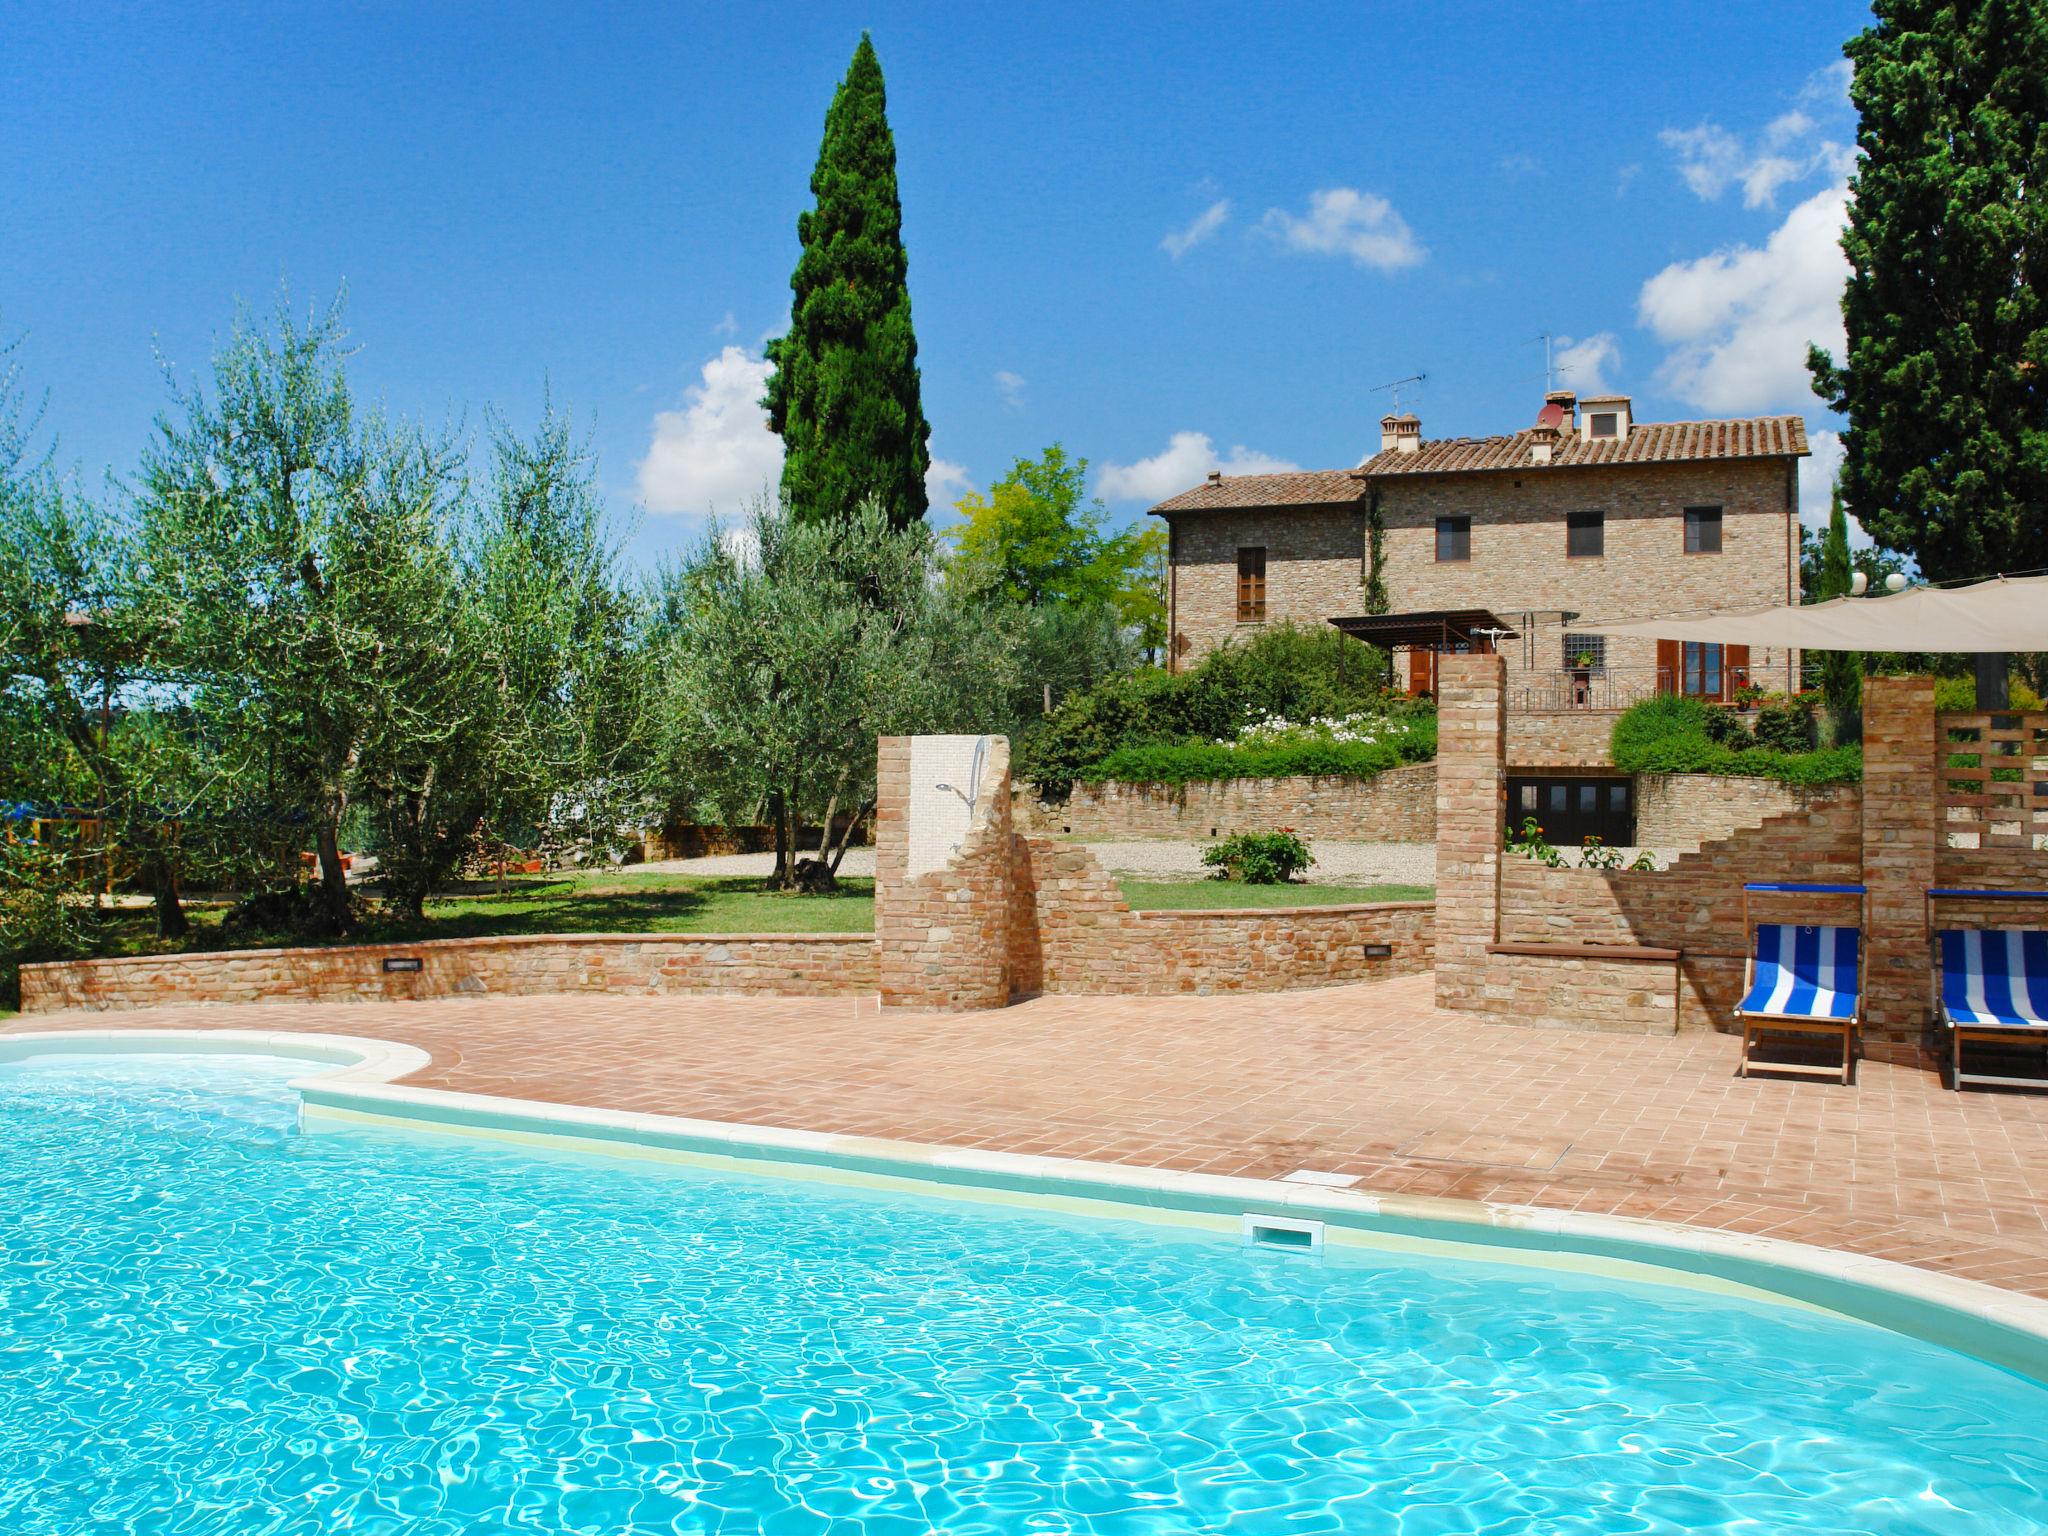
[1080,722,1435,787]
[1610,694,1861,786]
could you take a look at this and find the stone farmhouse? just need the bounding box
[1148,392,1810,844]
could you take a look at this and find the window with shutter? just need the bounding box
[1236,547,1267,622]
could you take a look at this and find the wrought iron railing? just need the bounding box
[1510,664,1756,712]
[1510,667,1672,712]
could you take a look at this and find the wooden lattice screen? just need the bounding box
[1939,710,2048,850]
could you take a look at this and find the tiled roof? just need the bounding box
[1147,416,1808,514]
[1355,415,1809,476]
[1147,469,1366,514]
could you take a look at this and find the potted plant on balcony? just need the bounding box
[1570,649,1597,707]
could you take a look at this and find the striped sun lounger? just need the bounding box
[1937,928,2048,1091]
[1735,922,1862,1083]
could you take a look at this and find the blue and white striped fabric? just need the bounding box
[1938,929,2048,1031]
[1737,924,1861,1021]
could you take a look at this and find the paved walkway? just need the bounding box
[12,975,2048,1297]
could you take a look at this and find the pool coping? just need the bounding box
[8,1024,2048,1385]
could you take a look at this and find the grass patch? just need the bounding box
[1120,879,1432,910]
[35,873,876,972]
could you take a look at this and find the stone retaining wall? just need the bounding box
[1496,791,1863,1034]
[1012,762,1437,842]
[1634,773,1845,852]
[1008,837,1432,996]
[19,931,878,1014]
[1506,711,1617,769]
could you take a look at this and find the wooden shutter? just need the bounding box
[1409,647,1436,697]
[1656,638,1680,696]
[1236,547,1266,622]
[1724,644,1750,700]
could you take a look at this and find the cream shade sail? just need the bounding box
[1583,574,2048,652]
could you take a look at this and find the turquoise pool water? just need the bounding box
[4,1053,2047,1535]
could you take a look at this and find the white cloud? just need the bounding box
[1162,199,1230,259]
[1097,431,1301,504]
[1797,428,1873,550]
[1659,64,1856,209]
[925,457,973,513]
[1261,188,1424,271]
[1553,333,1621,396]
[636,346,783,517]
[993,370,1026,410]
[1799,427,1843,530]
[1637,181,1849,413]
[712,311,739,337]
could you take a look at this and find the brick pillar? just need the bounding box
[875,734,1013,1010]
[1434,653,1506,1012]
[1860,676,1938,1043]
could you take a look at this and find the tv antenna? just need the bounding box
[1535,333,1576,394]
[1372,372,1428,416]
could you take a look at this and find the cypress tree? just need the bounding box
[764,34,932,527]
[1808,1,2048,582]
[1814,486,1862,736]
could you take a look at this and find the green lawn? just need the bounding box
[1121,879,1433,910]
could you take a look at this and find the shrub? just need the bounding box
[1751,695,1818,753]
[1610,693,1860,786]
[1933,674,2047,712]
[1016,623,1408,794]
[0,839,90,1010]
[1079,715,1436,786]
[1201,830,1313,884]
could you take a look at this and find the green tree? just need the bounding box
[1808,1,2048,583]
[1807,487,1864,739]
[763,34,931,528]
[137,294,474,934]
[654,499,1016,888]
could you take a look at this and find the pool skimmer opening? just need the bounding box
[1242,1213,1326,1255]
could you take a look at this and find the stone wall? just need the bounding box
[1496,792,1863,1034]
[1506,710,1618,768]
[1634,773,1844,852]
[1008,837,1432,996]
[1011,762,1436,842]
[873,734,1014,1010]
[19,932,877,1014]
[1474,946,1680,1035]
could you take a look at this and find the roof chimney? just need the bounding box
[1544,389,1578,435]
[1380,413,1421,455]
[1206,470,1223,484]
[1528,421,1559,465]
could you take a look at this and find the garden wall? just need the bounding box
[1496,793,1862,1034]
[1008,838,1432,996]
[19,932,876,1014]
[1633,773,1843,852]
[1506,710,1616,769]
[1011,762,1436,842]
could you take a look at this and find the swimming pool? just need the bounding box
[4,1047,2047,1534]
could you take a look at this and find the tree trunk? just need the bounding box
[826,798,874,876]
[145,847,188,940]
[314,817,353,932]
[1975,652,2010,710]
[768,788,790,889]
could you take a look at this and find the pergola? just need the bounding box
[1329,609,1522,696]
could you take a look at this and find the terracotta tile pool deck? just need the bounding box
[13,972,2048,1299]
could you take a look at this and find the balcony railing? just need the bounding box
[1510,665,1755,712]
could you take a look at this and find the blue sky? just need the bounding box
[1,1,1873,567]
